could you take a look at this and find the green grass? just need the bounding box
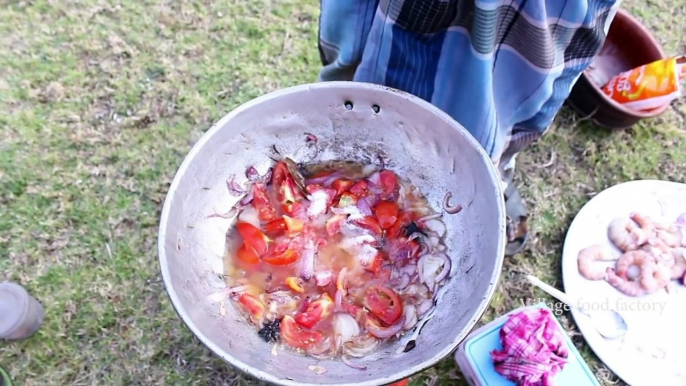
[1,1,684,385]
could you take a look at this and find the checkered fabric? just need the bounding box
[318,0,621,169]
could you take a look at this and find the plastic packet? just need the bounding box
[601,55,686,111]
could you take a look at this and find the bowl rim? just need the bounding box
[581,8,670,118]
[158,81,506,386]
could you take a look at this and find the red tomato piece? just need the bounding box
[348,180,369,197]
[283,215,304,234]
[379,170,398,196]
[387,211,412,239]
[294,293,334,329]
[342,302,365,321]
[331,179,354,196]
[337,192,358,208]
[388,379,410,386]
[235,243,260,265]
[252,183,277,222]
[238,293,265,321]
[352,216,383,237]
[374,201,399,230]
[280,315,325,350]
[236,222,270,256]
[362,251,383,274]
[363,285,403,325]
[285,276,304,293]
[263,238,300,266]
[265,218,287,234]
[271,161,290,187]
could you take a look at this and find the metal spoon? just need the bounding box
[526,275,629,340]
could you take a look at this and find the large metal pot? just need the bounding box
[158,82,506,385]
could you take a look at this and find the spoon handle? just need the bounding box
[526,275,579,309]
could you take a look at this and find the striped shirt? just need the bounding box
[318,0,621,169]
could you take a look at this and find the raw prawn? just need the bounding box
[639,261,671,294]
[607,217,648,251]
[632,212,681,247]
[670,248,686,280]
[605,267,647,297]
[577,245,618,280]
[615,250,654,281]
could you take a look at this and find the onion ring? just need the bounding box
[366,316,406,339]
[443,191,462,214]
[245,166,260,182]
[227,175,247,196]
[342,356,367,370]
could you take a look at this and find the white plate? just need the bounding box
[562,180,686,386]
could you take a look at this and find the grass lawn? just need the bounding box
[1,0,685,385]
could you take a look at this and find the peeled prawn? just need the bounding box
[615,250,655,281]
[639,262,671,294]
[605,267,647,297]
[577,244,618,280]
[670,248,686,280]
[632,212,681,247]
[607,217,648,252]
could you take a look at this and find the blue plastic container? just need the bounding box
[454,303,599,386]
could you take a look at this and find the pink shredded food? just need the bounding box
[490,308,569,386]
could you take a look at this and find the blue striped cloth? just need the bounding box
[318,0,621,171]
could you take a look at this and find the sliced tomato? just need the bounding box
[252,183,277,222]
[379,170,398,196]
[265,218,287,234]
[236,222,270,256]
[263,238,300,266]
[325,214,348,236]
[337,192,358,208]
[283,215,304,234]
[363,285,403,325]
[285,276,304,293]
[331,179,354,196]
[271,161,290,187]
[374,201,399,230]
[238,293,265,321]
[387,211,412,239]
[280,315,325,350]
[388,380,410,386]
[362,252,384,274]
[348,180,369,197]
[342,302,365,321]
[294,293,334,329]
[235,243,260,264]
[352,216,383,237]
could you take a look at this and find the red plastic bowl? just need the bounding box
[566,9,669,129]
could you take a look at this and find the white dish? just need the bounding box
[561,180,686,386]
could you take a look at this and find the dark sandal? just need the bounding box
[503,178,529,256]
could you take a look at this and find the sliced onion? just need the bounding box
[344,335,380,358]
[417,298,433,315]
[677,213,686,225]
[366,316,406,339]
[245,166,260,181]
[367,172,381,186]
[428,235,440,247]
[307,337,332,356]
[334,313,360,343]
[418,253,451,289]
[334,290,343,311]
[227,175,247,196]
[298,245,316,281]
[423,219,446,238]
[356,197,373,216]
[304,132,317,143]
[342,356,367,370]
[418,213,442,222]
[443,191,462,214]
[396,274,411,290]
[403,304,418,330]
[207,207,237,219]
[400,263,417,276]
[365,194,381,207]
[239,186,255,205]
